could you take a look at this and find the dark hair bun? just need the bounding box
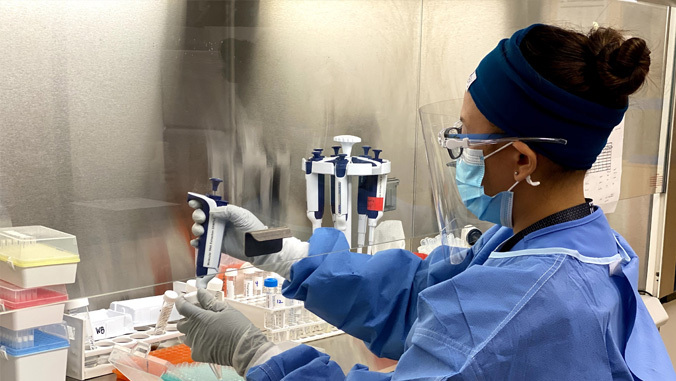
[520,24,651,108]
[588,27,651,99]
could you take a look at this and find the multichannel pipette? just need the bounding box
[188,178,228,288]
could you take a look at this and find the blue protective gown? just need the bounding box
[247,208,675,380]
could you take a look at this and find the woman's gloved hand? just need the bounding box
[189,203,266,261]
[188,202,309,279]
[176,289,275,376]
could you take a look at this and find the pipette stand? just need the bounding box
[302,135,391,250]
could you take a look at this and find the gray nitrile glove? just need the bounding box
[189,203,308,279]
[176,289,275,376]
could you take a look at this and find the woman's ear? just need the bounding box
[512,141,537,182]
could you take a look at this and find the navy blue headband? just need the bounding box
[468,24,628,169]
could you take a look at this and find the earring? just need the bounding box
[514,171,518,176]
[526,175,541,187]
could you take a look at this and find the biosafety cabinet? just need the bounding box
[1,0,676,379]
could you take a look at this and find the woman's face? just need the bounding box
[459,91,518,196]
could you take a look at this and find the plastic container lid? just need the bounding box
[0,280,68,310]
[224,268,238,277]
[242,267,255,275]
[163,290,178,303]
[263,278,278,288]
[206,278,223,292]
[0,226,80,268]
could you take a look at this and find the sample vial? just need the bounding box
[285,297,296,326]
[206,277,223,296]
[225,268,238,299]
[65,298,97,350]
[264,278,278,309]
[253,269,264,296]
[242,267,255,298]
[154,290,178,335]
[274,274,285,293]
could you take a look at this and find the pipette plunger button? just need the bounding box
[209,178,223,192]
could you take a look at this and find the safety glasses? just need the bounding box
[438,121,567,161]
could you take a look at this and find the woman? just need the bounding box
[176,24,675,380]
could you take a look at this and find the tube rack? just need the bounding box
[64,314,184,380]
[227,294,343,344]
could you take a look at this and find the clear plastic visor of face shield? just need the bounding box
[419,100,567,263]
[439,121,567,161]
[419,99,492,263]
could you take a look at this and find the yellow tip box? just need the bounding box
[0,226,80,288]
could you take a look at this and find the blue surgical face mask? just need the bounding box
[455,143,519,228]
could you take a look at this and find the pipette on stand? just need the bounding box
[356,146,373,253]
[304,149,325,231]
[329,146,340,225]
[333,153,350,243]
[333,136,361,245]
[367,150,388,255]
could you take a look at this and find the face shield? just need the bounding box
[419,99,494,262]
[420,100,569,257]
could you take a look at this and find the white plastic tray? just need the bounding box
[0,261,78,289]
[0,303,66,330]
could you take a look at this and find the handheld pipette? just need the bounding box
[188,178,228,288]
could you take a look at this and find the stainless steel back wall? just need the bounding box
[0,0,669,302]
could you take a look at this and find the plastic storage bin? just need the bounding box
[0,280,68,330]
[0,226,80,288]
[0,323,70,381]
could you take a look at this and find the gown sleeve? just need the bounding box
[246,226,515,380]
[280,226,505,359]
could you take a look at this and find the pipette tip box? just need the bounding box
[0,226,80,288]
[0,322,70,380]
[0,280,68,330]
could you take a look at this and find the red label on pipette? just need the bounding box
[367,197,384,211]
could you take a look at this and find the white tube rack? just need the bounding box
[227,295,343,344]
[64,314,183,380]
